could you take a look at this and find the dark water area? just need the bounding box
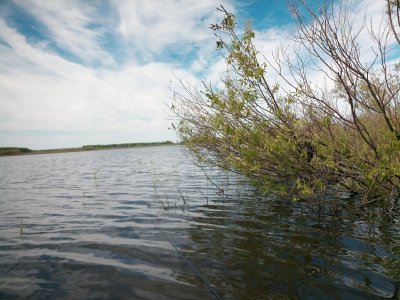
[0,145,399,299]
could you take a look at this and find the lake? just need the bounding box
[0,145,399,299]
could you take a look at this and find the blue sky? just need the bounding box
[0,0,387,149]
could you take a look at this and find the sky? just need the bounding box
[0,0,389,150]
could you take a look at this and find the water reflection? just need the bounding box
[0,146,399,299]
[177,186,400,299]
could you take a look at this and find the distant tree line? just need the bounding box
[0,147,32,156]
[81,141,174,150]
[0,141,175,156]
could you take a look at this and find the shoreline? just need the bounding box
[0,142,180,157]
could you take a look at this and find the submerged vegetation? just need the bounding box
[0,141,175,157]
[172,0,400,201]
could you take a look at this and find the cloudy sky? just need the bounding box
[0,0,387,149]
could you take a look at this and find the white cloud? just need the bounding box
[0,14,197,149]
[113,0,234,58]
[11,0,115,65]
[0,0,226,149]
[1,0,393,150]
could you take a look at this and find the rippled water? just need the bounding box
[0,145,399,299]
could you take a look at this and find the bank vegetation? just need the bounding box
[172,0,400,201]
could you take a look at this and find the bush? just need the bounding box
[172,1,400,201]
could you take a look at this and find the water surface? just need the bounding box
[0,145,399,299]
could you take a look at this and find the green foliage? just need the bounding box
[172,5,400,202]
